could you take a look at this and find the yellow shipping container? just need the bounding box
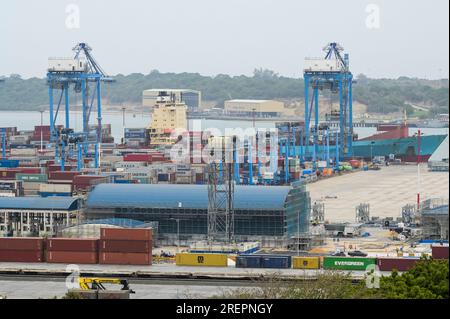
[292,256,320,269]
[175,253,228,267]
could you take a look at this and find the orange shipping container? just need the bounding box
[47,251,98,264]
[99,252,152,265]
[100,228,152,241]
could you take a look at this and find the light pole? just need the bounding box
[415,130,423,211]
[170,218,180,253]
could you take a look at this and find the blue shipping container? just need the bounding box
[125,133,147,138]
[261,256,290,269]
[113,179,134,184]
[0,160,20,168]
[236,256,261,268]
[158,173,169,182]
[236,255,291,269]
[10,144,36,149]
[40,192,71,197]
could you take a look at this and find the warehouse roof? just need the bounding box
[87,184,291,210]
[0,196,79,211]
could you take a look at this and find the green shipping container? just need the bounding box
[323,257,376,271]
[16,173,47,183]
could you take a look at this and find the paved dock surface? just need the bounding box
[0,279,238,299]
[307,165,449,222]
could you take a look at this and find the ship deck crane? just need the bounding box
[47,43,114,171]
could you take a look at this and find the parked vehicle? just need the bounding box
[347,250,368,257]
[332,251,346,257]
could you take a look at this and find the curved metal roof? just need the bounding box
[0,196,79,211]
[87,184,291,210]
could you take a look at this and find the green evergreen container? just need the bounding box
[16,173,47,183]
[323,256,376,271]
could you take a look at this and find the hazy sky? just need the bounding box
[0,0,448,79]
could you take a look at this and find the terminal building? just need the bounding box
[224,99,295,117]
[0,197,81,237]
[85,183,311,247]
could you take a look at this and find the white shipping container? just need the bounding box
[176,176,192,184]
[0,192,16,197]
[176,169,192,176]
[24,190,39,196]
[48,58,87,72]
[10,148,37,156]
[102,155,124,163]
[114,161,146,169]
[304,58,342,72]
[318,161,328,168]
[22,182,42,191]
[10,135,30,143]
[39,183,72,194]
[177,164,191,171]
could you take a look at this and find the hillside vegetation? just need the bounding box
[0,70,448,116]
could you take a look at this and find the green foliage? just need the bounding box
[0,71,448,114]
[61,291,84,299]
[213,272,377,299]
[211,259,449,300]
[378,258,449,299]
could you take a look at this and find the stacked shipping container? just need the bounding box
[0,238,44,262]
[47,238,99,264]
[432,245,449,260]
[73,175,110,192]
[99,228,153,265]
[376,257,420,272]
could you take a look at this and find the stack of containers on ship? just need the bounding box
[47,238,99,264]
[0,238,44,262]
[99,228,153,265]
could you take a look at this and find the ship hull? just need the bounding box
[352,135,447,162]
[281,134,447,163]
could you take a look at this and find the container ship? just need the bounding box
[352,123,447,162]
[278,121,447,163]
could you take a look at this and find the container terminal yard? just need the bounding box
[0,42,449,299]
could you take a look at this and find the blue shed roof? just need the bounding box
[0,196,79,211]
[87,184,291,210]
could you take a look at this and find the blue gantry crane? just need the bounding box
[47,43,114,170]
[303,42,354,169]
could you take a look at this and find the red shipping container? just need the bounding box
[0,238,44,251]
[73,175,108,184]
[377,258,420,272]
[48,165,77,173]
[99,240,152,253]
[48,171,80,181]
[47,238,99,252]
[16,168,41,174]
[0,250,43,262]
[99,252,152,265]
[124,154,153,162]
[47,251,98,264]
[100,228,152,241]
[0,170,19,179]
[432,245,449,260]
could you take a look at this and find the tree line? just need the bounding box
[0,70,448,115]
